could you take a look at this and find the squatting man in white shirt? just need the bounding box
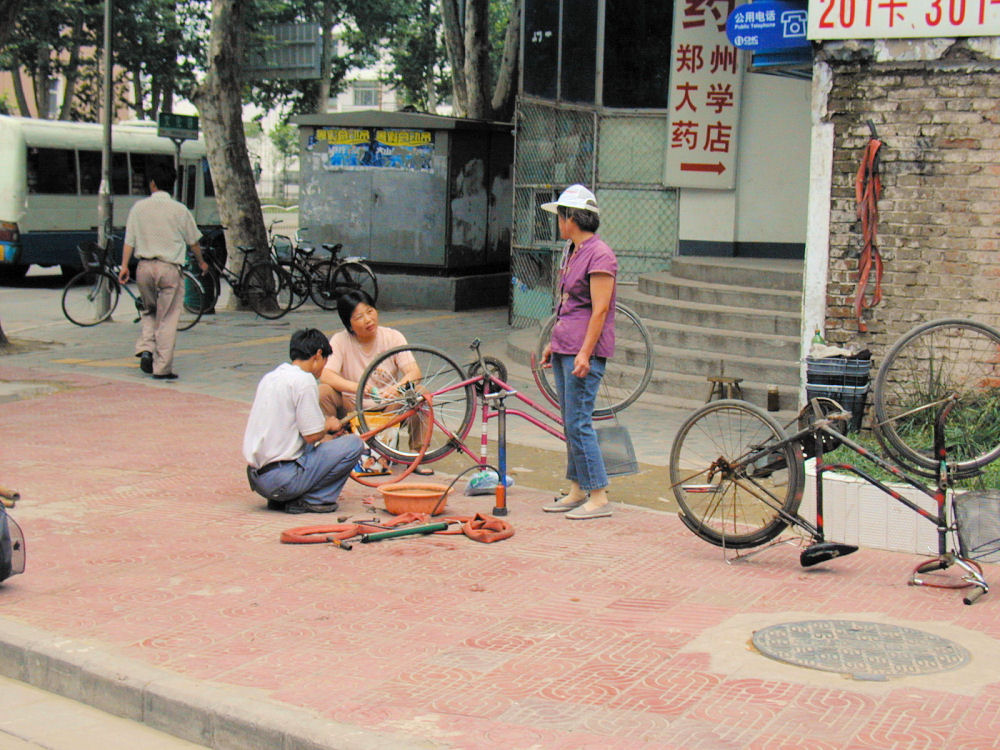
[243,328,364,514]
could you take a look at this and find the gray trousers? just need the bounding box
[246,435,363,507]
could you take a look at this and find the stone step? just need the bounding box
[505,327,802,410]
[638,271,802,313]
[618,286,801,337]
[669,256,804,291]
[641,317,800,362]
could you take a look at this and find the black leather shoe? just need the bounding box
[284,499,338,514]
[152,372,178,380]
[139,351,153,374]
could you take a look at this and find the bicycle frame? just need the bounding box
[420,366,566,469]
[710,398,988,602]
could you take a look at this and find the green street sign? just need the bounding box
[157,112,199,141]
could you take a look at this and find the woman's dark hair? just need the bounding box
[557,205,600,232]
[289,328,332,360]
[337,289,377,333]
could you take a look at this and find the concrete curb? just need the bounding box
[0,618,430,750]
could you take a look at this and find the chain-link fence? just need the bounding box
[510,97,678,327]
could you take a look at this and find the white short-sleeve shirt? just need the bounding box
[243,363,326,468]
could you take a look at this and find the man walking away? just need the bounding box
[244,328,364,514]
[119,163,209,380]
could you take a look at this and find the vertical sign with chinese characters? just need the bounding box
[665,0,745,189]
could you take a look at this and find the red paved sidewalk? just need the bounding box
[3,362,1000,749]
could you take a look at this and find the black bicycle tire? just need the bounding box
[332,261,378,305]
[177,269,205,331]
[355,344,475,463]
[670,399,805,549]
[533,301,654,417]
[873,318,1000,478]
[279,259,311,310]
[61,269,120,326]
[307,260,340,310]
[244,263,293,319]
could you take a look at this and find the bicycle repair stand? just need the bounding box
[483,389,512,517]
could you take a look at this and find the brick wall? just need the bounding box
[818,42,1000,358]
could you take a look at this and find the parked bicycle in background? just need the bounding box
[62,237,206,331]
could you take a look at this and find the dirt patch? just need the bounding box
[0,338,53,355]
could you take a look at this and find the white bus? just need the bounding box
[0,115,220,279]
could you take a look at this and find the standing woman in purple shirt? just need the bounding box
[538,185,617,520]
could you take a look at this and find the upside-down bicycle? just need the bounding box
[343,301,654,508]
[669,318,1000,605]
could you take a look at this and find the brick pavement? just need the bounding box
[2,293,1000,748]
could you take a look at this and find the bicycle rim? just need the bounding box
[533,302,654,417]
[331,261,378,306]
[178,270,205,331]
[61,270,119,326]
[307,261,339,310]
[670,400,804,549]
[245,264,293,319]
[873,319,1000,478]
[279,260,311,310]
[356,345,474,463]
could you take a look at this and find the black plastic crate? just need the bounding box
[806,356,872,387]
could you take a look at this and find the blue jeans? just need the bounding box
[247,434,363,507]
[551,353,608,491]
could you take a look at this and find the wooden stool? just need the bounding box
[706,375,744,402]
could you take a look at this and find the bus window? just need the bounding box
[185,164,197,209]
[27,147,77,194]
[112,152,129,194]
[79,150,101,194]
[202,157,215,197]
[130,153,173,194]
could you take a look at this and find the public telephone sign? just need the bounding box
[808,0,1000,38]
[665,0,745,189]
[727,0,811,49]
[157,112,199,141]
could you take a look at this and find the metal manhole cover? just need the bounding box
[752,620,970,680]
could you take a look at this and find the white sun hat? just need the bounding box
[540,184,599,215]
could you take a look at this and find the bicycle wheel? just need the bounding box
[355,344,475,463]
[331,261,379,306]
[244,263,293,320]
[533,301,654,417]
[177,270,205,331]
[873,318,1000,478]
[306,260,339,310]
[279,259,311,310]
[61,270,120,326]
[670,400,805,549]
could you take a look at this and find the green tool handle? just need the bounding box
[360,522,449,543]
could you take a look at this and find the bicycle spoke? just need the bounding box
[670,400,804,549]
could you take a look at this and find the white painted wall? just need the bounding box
[678,71,812,247]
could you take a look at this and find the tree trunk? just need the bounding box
[490,0,520,122]
[317,0,334,113]
[441,0,467,117]
[33,47,48,118]
[462,0,490,119]
[132,65,146,119]
[192,0,267,310]
[0,319,8,349]
[10,68,30,116]
[59,32,82,120]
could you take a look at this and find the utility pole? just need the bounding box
[97,0,113,249]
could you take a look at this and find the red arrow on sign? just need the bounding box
[680,162,726,174]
